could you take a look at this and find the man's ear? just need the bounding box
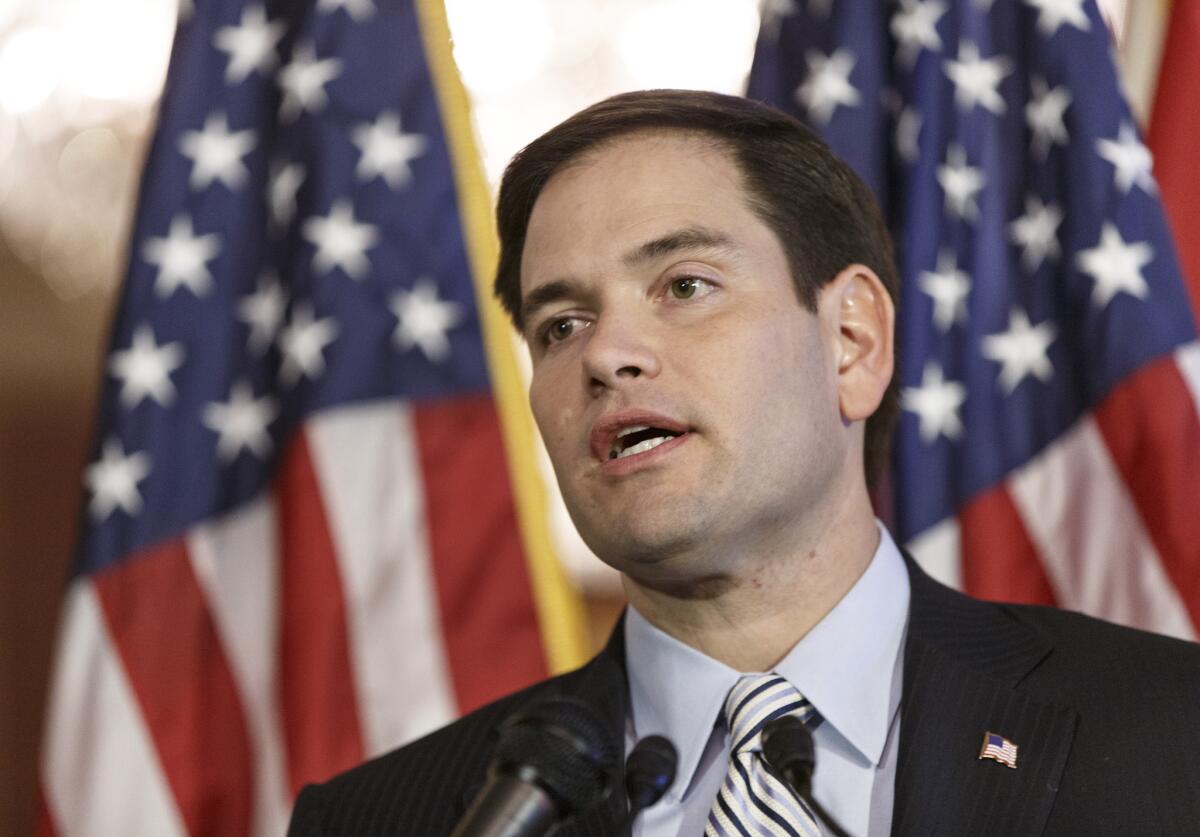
[821,264,895,422]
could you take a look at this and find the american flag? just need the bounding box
[37,1,585,835]
[749,0,1200,639]
[978,731,1019,768]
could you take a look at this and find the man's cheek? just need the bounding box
[545,414,578,466]
[528,383,557,439]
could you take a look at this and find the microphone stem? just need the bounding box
[777,766,850,837]
[799,792,850,837]
[616,802,645,837]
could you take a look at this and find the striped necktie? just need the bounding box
[705,673,823,837]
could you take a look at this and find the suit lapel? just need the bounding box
[891,558,1077,837]
[555,618,630,837]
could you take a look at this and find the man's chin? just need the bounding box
[578,508,688,550]
[617,557,735,601]
[582,525,726,584]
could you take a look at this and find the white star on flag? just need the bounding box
[1009,195,1063,272]
[795,48,861,125]
[237,272,288,354]
[1096,122,1156,195]
[891,0,946,68]
[945,40,1011,115]
[302,199,380,280]
[142,214,221,298]
[202,381,279,461]
[268,160,306,231]
[86,438,152,521]
[1025,76,1071,160]
[352,112,429,189]
[938,144,986,221]
[279,303,339,386]
[1075,222,1153,308]
[895,107,923,163]
[1022,0,1090,37]
[919,249,971,331]
[317,0,375,21]
[391,278,464,363]
[758,0,797,42]
[278,44,343,123]
[213,4,285,84]
[903,362,967,442]
[108,325,186,409]
[178,112,256,191]
[981,308,1057,394]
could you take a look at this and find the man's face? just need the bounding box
[519,132,854,585]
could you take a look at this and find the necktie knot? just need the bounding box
[723,673,818,756]
[706,673,824,836]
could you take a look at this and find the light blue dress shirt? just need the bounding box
[623,522,910,837]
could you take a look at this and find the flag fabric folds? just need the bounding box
[749,0,1200,639]
[38,1,585,835]
[1144,0,1200,319]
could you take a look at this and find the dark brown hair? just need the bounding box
[493,89,899,485]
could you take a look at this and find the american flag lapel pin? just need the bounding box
[978,731,1019,769]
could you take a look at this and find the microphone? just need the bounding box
[451,699,617,837]
[618,735,678,836]
[760,714,815,796]
[760,716,851,837]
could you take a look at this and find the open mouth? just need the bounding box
[609,425,683,460]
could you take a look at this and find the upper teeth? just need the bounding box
[616,436,671,459]
[610,426,676,460]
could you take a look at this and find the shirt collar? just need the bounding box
[774,522,909,767]
[623,522,910,799]
[624,604,739,802]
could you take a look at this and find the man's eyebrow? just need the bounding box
[519,227,738,326]
[622,226,739,267]
[520,279,581,327]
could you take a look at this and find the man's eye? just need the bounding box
[543,317,582,344]
[668,276,712,299]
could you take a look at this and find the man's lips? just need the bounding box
[589,409,691,463]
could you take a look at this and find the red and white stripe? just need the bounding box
[1144,0,1200,328]
[41,584,189,837]
[40,397,547,836]
[910,345,1200,641]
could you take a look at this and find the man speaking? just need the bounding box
[288,91,1200,836]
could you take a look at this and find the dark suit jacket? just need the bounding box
[288,558,1200,836]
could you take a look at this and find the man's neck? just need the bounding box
[620,499,881,672]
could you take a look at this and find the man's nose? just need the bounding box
[580,314,662,394]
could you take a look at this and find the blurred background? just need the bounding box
[0,3,755,832]
[1,0,1175,834]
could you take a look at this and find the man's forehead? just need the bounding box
[522,131,749,259]
[547,127,735,183]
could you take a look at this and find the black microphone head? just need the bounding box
[760,715,815,791]
[494,699,618,816]
[624,734,678,811]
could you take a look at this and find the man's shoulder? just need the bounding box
[906,556,1200,687]
[1003,597,1200,662]
[998,598,1200,697]
[287,652,623,836]
[998,601,1200,830]
[922,574,1200,721]
[905,558,1200,727]
[898,568,1200,833]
